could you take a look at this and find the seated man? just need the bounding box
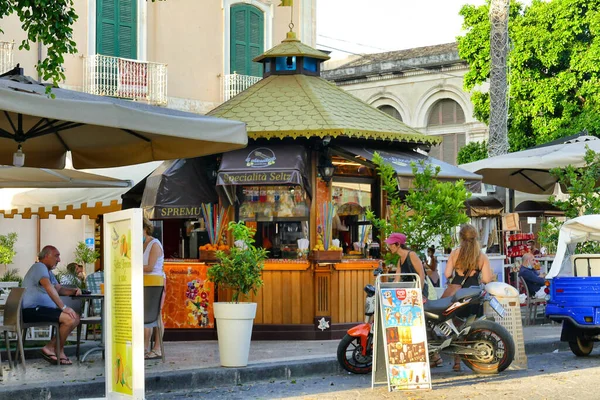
[22,245,81,365]
[519,252,546,298]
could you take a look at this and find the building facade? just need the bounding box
[322,43,488,165]
[0,0,316,113]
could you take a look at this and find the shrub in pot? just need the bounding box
[207,221,268,367]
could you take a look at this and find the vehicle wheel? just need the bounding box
[337,334,372,374]
[569,337,594,357]
[461,320,515,374]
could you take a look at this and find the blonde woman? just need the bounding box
[143,217,165,360]
[444,224,494,370]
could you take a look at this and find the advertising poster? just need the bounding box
[379,288,431,391]
[163,263,215,329]
[104,209,144,399]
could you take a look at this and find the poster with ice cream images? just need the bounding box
[380,287,431,391]
[104,209,145,399]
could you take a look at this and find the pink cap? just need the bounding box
[384,233,406,245]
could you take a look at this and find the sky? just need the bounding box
[317,0,487,60]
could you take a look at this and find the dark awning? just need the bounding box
[141,158,218,219]
[465,196,505,217]
[515,200,565,216]
[217,144,310,192]
[335,145,482,191]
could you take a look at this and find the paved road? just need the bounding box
[148,350,600,399]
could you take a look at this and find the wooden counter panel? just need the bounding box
[331,268,374,323]
[217,269,314,325]
[333,261,379,270]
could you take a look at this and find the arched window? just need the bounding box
[378,105,402,122]
[427,99,465,126]
[230,4,264,77]
[427,99,466,165]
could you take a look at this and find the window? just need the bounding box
[96,0,137,59]
[427,99,465,126]
[378,105,402,122]
[230,4,264,77]
[428,133,466,165]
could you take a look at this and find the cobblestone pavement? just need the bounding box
[148,350,600,400]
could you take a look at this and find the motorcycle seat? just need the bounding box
[423,297,454,313]
[454,287,482,301]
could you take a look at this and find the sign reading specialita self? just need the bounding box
[218,171,297,184]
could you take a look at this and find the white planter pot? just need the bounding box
[213,302,257,367]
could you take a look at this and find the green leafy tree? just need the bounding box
[0,0,165,90]
[457,140,488,164]
[74,241,100,265]
[366,153,471,254]
[537,217,561,255]
[208,221,269,303]
[0,232,17,274]
[458,0,600,151]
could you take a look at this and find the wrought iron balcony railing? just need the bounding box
[0,41,15,75]
[83,54,167,105]
[222,73,261,102]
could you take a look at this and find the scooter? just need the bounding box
[337,269,515,375]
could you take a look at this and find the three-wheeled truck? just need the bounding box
[545,215,600,356]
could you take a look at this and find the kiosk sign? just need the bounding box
[372,274,431,392]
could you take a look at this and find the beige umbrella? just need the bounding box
[0,165,132,188]
[0,72,247,169]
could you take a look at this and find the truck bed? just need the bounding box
[546,276,600,327]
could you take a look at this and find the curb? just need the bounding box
[524,339,567,354]
[0,357,343,400]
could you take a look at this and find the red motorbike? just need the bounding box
[337,271,515,375]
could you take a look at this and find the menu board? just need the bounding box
[379,287,431,391]
[239,185,309,220]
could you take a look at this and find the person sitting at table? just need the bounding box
[143,217,166,360]
[519,252,546,298]
[22,245,81,365]
[60,262,86,288]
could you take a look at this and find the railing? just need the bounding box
[222,73,261,102]
[0,41,15,74]
[83,54,168,105]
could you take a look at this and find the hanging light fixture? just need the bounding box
[317,151,335,185]
[13,144,25,167]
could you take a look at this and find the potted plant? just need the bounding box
[0,232,18,275]
[207,221,268,367]
[74,241,100,276]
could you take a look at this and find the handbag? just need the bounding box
[403,252,435,300]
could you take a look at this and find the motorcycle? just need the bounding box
[337,270,515,375]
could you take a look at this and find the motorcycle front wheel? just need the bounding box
[460,320,515,374]
[337,334,372,374]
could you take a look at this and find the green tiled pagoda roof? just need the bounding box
[253,32,330,62]
[209,74,441,145]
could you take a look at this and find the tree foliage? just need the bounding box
[458,0,600,151]
[366,153,471,254]
[457,140,488,164]
[0,0,165,89]
[0,232,17,273]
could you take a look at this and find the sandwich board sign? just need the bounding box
[372,274,431,391]
[103,208,145,399]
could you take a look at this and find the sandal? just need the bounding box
[40,349,58,365]
[429,355,443,368]
[144,351,160,360]
[453,361,462,372]
[60,357,73,366]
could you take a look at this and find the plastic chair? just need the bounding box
[518,276,546,325]
[144,275,165,362]
[0,288,26,373]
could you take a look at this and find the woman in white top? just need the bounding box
[143,217,165,360]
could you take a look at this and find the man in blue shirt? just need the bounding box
[22,245,81,365]
[518,252,545,297]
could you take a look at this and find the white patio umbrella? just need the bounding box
[459,136,600,195]
[0,72,247,169]
[0,165,131,188]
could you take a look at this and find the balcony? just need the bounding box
[83,54,167,106]
[0,41,15,74]
[222,73,261,102]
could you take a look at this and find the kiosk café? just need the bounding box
[129,33,480,340]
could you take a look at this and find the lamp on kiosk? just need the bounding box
[13,144,25,167]
[317,151,335,185]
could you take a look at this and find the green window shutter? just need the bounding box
[118,0,137,59]
[97,0,137,59]
[230,4,263,76]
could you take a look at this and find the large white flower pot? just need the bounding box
[213,302,257,367]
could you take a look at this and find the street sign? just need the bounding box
[372,274,431,391]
